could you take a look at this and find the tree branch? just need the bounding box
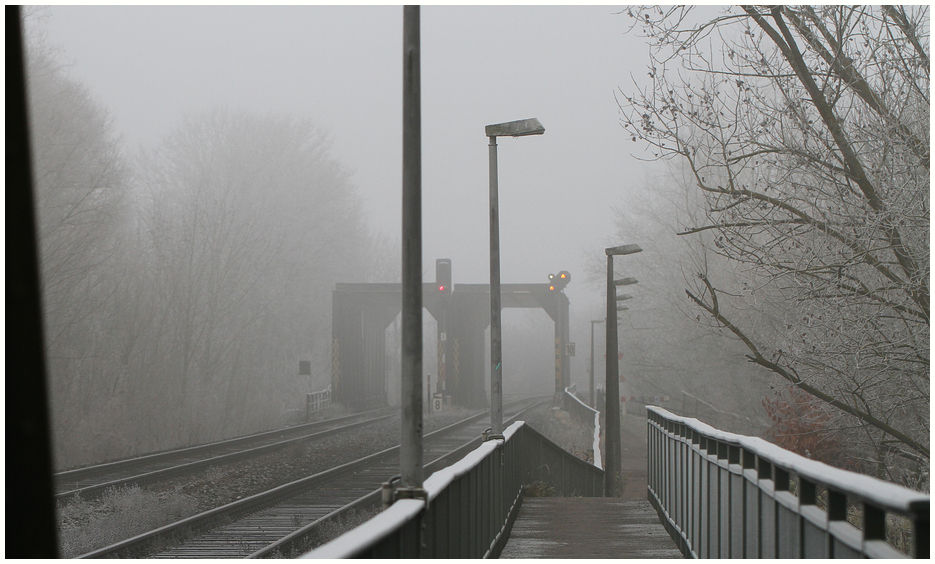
[686,274,929,459]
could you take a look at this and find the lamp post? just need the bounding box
[592,277,636,408]
[399,6,423,495]
[605,244,641,496]
[589,319,603,408]
[485,118,544,437]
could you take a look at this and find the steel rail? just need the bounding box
[78,397,544,558]
[248,397,547,558]
[55,408,393,489]
[56,412,397,500]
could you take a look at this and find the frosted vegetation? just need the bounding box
[25,30,398,469]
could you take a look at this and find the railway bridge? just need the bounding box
[331,259,571,410]
[307,389,930,559]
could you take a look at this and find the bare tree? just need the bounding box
[24,24,135,466]
[134,108,374,445]
[593,164,773,432]
[23,12,388,467]
[619,6,928,484]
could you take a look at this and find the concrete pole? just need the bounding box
[400,5,423,490]
[488,134,503,435]
[554,293,563,405]
[605,255,620,496]
[561,295,570,391]
[589,320,600,408]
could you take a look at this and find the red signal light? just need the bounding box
[439,285,446,292]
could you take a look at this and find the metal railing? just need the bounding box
[306,420,604,558]
[306,385,331,417]
[647,406,930,559]
[564,385,602,469]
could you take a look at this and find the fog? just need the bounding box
[26,5,773,469]
[36,5,642,292]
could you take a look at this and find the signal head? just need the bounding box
[548,270,570,291]
[436,259,452,294]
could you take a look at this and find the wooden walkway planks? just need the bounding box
[499,497,683,559]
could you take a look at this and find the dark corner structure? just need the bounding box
[332,259,571,410]
[6,5,60,557]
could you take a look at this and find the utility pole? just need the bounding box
[398,5,424,498]
[604,244,641,496]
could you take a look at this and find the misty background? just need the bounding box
[26,5,779,470]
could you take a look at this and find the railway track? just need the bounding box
[79,396,545,558]
[55,408,396,500]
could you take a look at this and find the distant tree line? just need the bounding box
[24,26,397,468]
[618,5,928,489]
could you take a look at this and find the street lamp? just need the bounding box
[486,117,544,437]
[399,6,424,497]
[589,319,603,408]
[605,243,641,496]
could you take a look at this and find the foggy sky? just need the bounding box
[35,5,663,329]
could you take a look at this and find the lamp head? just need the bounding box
[605,243,642,256]
[485,118,545,138]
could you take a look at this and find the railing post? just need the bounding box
[728,445,743,558]
[683,425,690,539]
[913,507,929,559]
[691,430,702,556]
[863,504,887,557]
[742,449,758,558]
[774,466,800,558]
[759,458,776,558]
[797,477,826,558]
[717,441,730,557]
[825,489,850,557]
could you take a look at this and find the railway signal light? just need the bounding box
[436,258,451,294]
[548,270,571,291]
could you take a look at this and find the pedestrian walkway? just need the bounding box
[500,408,681,558]
[499,497,682,558]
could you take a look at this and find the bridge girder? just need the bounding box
[331,282,570,410]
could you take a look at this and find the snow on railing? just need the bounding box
[564,386,602,470]
[647,406,929,559]
[305,418,603,558]
[305,421,523,559]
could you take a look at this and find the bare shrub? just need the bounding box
[56,485,198,558]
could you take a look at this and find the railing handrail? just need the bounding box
[306,418,603,558]
[307,385,332,398]
[563,385,592,413]
[648,406,928,518]
[306,498,424,559]
[564,386,602,470]
[308,421,524,559]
